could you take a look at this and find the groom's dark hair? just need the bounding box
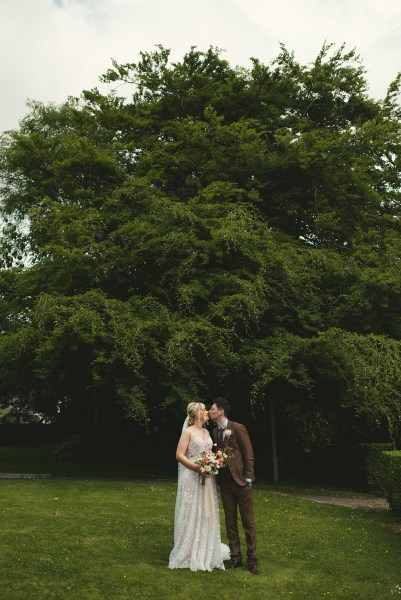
[213,397,231,417]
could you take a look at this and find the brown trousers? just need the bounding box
[218,469,257,564]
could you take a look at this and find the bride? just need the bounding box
[168,402,230,571]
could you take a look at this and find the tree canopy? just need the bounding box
[1,43,401,453]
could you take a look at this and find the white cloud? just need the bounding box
[1,0,400,133]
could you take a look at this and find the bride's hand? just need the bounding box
[196,465,210,478]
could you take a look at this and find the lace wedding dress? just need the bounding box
[168,428,230,571]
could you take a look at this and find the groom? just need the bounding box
[209,397,258,575]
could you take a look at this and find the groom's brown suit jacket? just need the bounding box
[213,420,255,486]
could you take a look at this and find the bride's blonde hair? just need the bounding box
[187,402,204,426]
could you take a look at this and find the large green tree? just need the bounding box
[1,43,401,457]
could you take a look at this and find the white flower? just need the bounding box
[224,429,232,438]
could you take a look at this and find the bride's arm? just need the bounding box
[176,429,202,473]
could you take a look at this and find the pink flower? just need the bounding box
[224,429,232,438]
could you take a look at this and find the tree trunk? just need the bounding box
[270,397,279,482]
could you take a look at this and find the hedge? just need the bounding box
[367,450,401,514]
[348,443,395,491]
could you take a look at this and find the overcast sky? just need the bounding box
[1,0,401,133]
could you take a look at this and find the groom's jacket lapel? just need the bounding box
[225,420,255,483]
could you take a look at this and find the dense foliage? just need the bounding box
[1,43,401,455]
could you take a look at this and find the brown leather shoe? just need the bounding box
[248,562,259,575]
[227,559,243,569]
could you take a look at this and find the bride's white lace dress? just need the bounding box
[168,428,230,571]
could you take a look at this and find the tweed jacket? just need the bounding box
[212,420,255,486]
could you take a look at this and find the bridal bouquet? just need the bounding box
[195,448,229,485]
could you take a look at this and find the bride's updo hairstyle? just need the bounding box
[186,402,204,426]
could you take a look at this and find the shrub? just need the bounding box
[0,423,61,446]
[368,450,401,514]
[363,443,396,492]
[340,443,395,491]
[54,431,107,462]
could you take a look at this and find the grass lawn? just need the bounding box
[0,472,400,600]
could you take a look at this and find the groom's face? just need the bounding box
[208,404,223,422]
